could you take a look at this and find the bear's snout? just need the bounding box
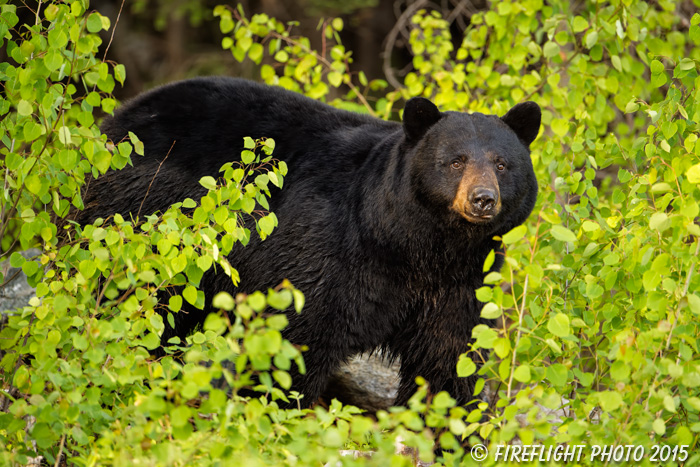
[469,186,498,216]
[451,165,501,223]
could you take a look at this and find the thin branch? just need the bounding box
[383,0,429,90]
[101,0,126,63]
[35,1,42,26]
[507,273,529,399]
[54,434,65,467]
[94,268,115,314]
[137,140,176,219]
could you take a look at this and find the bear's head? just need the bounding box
[403,97,540,237]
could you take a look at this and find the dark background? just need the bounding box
[55,0,487,99]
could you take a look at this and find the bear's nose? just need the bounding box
[469,187,498,214]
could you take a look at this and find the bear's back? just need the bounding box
[79,77,398,226]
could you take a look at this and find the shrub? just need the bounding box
[1,0,699,465]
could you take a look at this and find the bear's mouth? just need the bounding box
[455,209,498,224]
[461,212,496,224]
[452,200,502,224]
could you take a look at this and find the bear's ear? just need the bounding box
[501,101,541,147]
[403,97,442,141]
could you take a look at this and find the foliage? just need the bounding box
[1,0,700,466]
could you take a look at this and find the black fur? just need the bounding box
[79,77,540,407]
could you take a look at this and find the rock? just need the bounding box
[0,248,40,312]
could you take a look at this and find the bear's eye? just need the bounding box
[450,160,463,170]
[496,162,506,171]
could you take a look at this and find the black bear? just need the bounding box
[77,77,540,408]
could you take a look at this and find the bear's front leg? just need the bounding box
[280,311,361,409]
[392,300,486,407]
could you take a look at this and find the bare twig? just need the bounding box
[382,0,429,90]
[94,269,115,314]
[137,140,176,219]
[101,0,126,63]
[446,0,478,24]
[54,434,65,467]
[35,1,42,26]
[507,273,529,399]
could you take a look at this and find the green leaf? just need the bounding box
[243,137,255,150]
[241,150,255,165]
[513,365,531,383]
[183,286,198,305]
[551,225,577,243]
[456,354,476,377]
[599,391,623,412]
[93,151,112,173]
[585,282,604,299]
[585,30,598,48]
[24,175,43,195]
[624,100,639,113]
[58,150,78,170]
[572,16,588,33]
[686,164,700,184]
[652,71,667,88]
[328,71,342,87]
[643,269,661,292]
[610,360,630,381]
[475,286,492,302]
[86,12,103,33]
[687,294,700,314]
[652,418,665,435]
[649,212,670,231]
[258,215,275,236]
[581,220,600,232]
[44,49,63,71]
[480,302,501,319]
[501,224,527,244]
[58,126,72,145]
[472,325,498,349]
[274,50,289,62]
[547,313,570,338]
[493,338,510,359]
[17,100,32,116]
[114,64,126,84]
[482,249,495,272]
[102,98,116,114]
[267,290,291,311]
[546,364,568,387]
[248,43,264,64]
[679,58,695,71]
[73,334,88,350]
[543,41,559,58]
[79,260,96,279]
[168,295,182,312]
[171,406,191,427]
[200,176,217,191]
[248,291,267,311]
[266,314,288,330]
[23,121,42,141]
[551,118,569,136]
[273,370,292,389]
[650,59,665,74]
[611,55,622,72]
[292,289,305,313]
[10,252,25,268]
